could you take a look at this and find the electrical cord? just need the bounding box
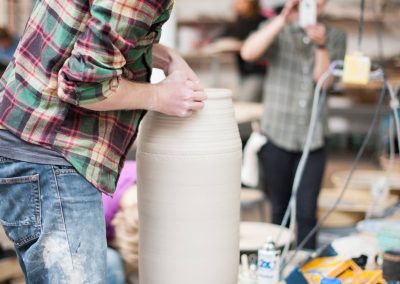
[365,117,394,219]
[277,61,342,271]
[279,64,400,271]
[372,66,400,154]
[386,81,400,152]
[280,82,329,267]
[358,0,366,49]
[282,78,388,270]
[276,0,399,270]
[365,68,400,218]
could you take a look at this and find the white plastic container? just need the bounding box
[257,240,280,284]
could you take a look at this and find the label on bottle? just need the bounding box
[257,249,280,284]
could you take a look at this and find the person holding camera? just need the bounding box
[241,0,346,249]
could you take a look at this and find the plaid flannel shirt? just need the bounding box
[0,0,173,194]
[261,20,346,151]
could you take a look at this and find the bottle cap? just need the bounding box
[321,277,342,284]
[262,237,276,250]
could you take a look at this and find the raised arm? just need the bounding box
[241,0,299,62]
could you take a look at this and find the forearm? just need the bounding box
[313,48,332,86]
[81,44,182,112]
[241,15,285,62]
[80,79,158,112]
[77,71,205,117]
[77,44,204,115]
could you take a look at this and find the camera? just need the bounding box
[299,0,317,28]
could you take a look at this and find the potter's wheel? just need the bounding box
[240,222,292,251]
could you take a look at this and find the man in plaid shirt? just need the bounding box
[242,0,346,249]
[0,0,205,282]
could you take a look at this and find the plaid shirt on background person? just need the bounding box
[260,20,346,152]
[0,0,173,194]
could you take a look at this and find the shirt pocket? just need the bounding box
[0,174,41,247]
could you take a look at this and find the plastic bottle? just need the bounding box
[257,239,280,284]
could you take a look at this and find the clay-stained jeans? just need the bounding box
[0,157,106,283]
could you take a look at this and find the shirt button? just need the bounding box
[303,36,311,45]
[299,100,307,108]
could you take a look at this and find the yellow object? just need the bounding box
[339,270,386,284]
[301,256,386,284]
[343,52,371,85]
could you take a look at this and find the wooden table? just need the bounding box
[318,188,399,214]
[240,222,293,252]
[233,102,263,125]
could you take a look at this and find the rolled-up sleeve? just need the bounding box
[57,0,171,106]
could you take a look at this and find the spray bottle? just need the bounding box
[257,238,281,284]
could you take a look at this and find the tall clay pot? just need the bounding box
[137,88,242,284]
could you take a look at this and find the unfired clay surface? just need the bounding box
[137,88,242,284]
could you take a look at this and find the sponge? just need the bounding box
[342,52,371,85]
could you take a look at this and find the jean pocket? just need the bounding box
[52,164,79,176]
[0,156,16,163]
[0,174,41,247]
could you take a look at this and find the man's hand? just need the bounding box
[152,44,206,117]
[281,0,300,23]
[153,44,202,84]
[153,71,207,117]
[305,24,327,47]
[165,49,200,83]
[79,46,206,114]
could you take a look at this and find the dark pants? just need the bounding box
[258,141,327,249]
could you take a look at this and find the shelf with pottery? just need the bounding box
[233,102,264,125]
[319,170,400,211]
[318,169,400,227]
[318,187,399,214]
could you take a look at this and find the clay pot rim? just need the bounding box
[205,88,232,99]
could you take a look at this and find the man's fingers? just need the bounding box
[306,26,318,34]
[307,31,317,37]
[192,91,207,102]
[189,101,205,111]
[289,0,299,10]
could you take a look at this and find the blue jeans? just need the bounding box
[0,157,107,283]
[106,247,125,284]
